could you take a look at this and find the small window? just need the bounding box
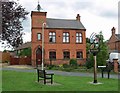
[49,51,56,59]
[37,33,41,40]
[63,51,70,59]
[76,51,83,59]
[49,32,56,43]
[63,32,69,43]
[76,32,82,43]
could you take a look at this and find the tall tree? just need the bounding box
[86,32,109,69]
[1,1,29,49]
[96,31,109,66]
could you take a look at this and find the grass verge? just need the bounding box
[2,70,118,91]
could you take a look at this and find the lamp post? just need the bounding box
[42,22,46,70]
[90,33,100,83]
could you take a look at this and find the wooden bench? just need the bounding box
[37,69,54,84]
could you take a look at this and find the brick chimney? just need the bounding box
[111,27,116,35]
[76,14,80,21]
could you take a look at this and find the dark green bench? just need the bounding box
[37,69,54,84]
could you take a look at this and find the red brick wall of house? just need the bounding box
[107,27,120,52]
[115,41,120,52]
[31,11,86,67]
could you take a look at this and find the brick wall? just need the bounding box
[107,27,120,52]
[31,11,86,67]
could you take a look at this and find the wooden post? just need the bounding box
[93,55,97,83]
[113,59,118,73]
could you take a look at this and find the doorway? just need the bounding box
[36,47,42,67]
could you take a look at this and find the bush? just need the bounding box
[85,59,94,69]
[48,65,55,69]
[70,59,77,66]
[63,64,69,68]
[62,68,73,72]
[69,59,78,69]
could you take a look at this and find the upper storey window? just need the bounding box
[37,33,41,40]
[63,32,69,43]
[76,32,82,43]
[49,32,56,43]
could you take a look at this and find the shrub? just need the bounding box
[63,64,69,68]
[69,59,77,66]
[69,59,78,69]
[85,58,94,69]
[48,65,55,69]
[62,68,73,72]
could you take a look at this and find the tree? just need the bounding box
[18,48,31,57]
[96,31,109,66]
[86,31,109,68]
[1,1,29,49]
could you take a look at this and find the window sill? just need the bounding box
[76,43,83,44]
[62,42,70,44]
[37,40,42,42]
[76,58,84,60]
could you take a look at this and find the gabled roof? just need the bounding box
[115,34,120,40]
[15,42,31,50]
[46,18,86,30]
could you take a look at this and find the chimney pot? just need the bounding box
[111,27,116,35]
[76,14,80,21]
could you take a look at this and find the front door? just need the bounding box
[36,48,42,66]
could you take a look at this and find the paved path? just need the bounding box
[1,66,119,79]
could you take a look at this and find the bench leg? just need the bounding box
[108,71,110,79]
[102,71,104,78]
[38,73,39,82]
[51,76,53,84]
[44,79,46,84]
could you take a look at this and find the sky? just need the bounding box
[0,0,119,51]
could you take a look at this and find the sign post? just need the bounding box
[90,32,100,83]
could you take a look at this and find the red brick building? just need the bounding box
[107,27,120,53]
[31,10,86,67]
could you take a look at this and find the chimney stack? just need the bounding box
[111,27,116,35]
[76,14,80,21]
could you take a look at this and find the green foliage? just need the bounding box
[69,59,77,66]
[69,59,78,69]
[48,65,56,69]
[96,32,109,66]
[18,48,31,56]
[1,1,29,48]
[86,55,94,69]
[86,31,109,68]
[63,64,69,68]
[3,50,7,53]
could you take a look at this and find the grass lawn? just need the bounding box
[0,70,2,92]
[2,70,118,92]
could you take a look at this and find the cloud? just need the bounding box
[15,0,118,40]
[72,2,93,10]
[100,11,117,18]
[22,31,31,43]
